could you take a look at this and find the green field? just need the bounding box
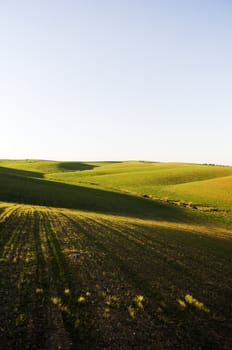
[0,160,231,349]
[1,159,231,210]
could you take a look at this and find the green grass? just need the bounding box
[0,159,100,174]
[159,175,232,210]
[0,159,60,174]
[0,171,193,221]
[1,159,231,210]
[45,161,232,210]
[0,159,231,349]
[46,161,232,185]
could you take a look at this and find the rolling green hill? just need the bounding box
[0,159,231,349]
[0,170,191,221]
[0,159,98,174]
[1,159,231,210]
[46,162,232,210]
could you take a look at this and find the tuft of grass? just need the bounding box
[184,294,210,313]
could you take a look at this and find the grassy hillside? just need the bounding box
[0,171,193,221]
[0,160,231,349]
[161,175,232,210]
[0,160,231,220]
[46,161,232,186]
[45,161,232,210]
[0,159,98,174]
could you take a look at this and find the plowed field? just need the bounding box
[0,203,231,349]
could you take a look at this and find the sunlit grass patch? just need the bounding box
[77,295,86,304]
[127,295,146,319]
[177,298,187,309]
[134,295,145,309]
[64,288,70,295]
[184,294,210,313]
[35,288,44,294]
[51,296,61,305]
[51,296,69,313]
[177,294,210,313]
[105,295,119,307]
[128,305,136,319]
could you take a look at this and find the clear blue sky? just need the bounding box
[1,0,231,164]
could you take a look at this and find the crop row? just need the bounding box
[0,204,231,349]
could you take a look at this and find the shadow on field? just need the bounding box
[0,166,43,178]
[0,208,97,349]
[0,172,190,222]
[58,162,98,172]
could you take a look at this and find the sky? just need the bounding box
[1,0,232,165]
